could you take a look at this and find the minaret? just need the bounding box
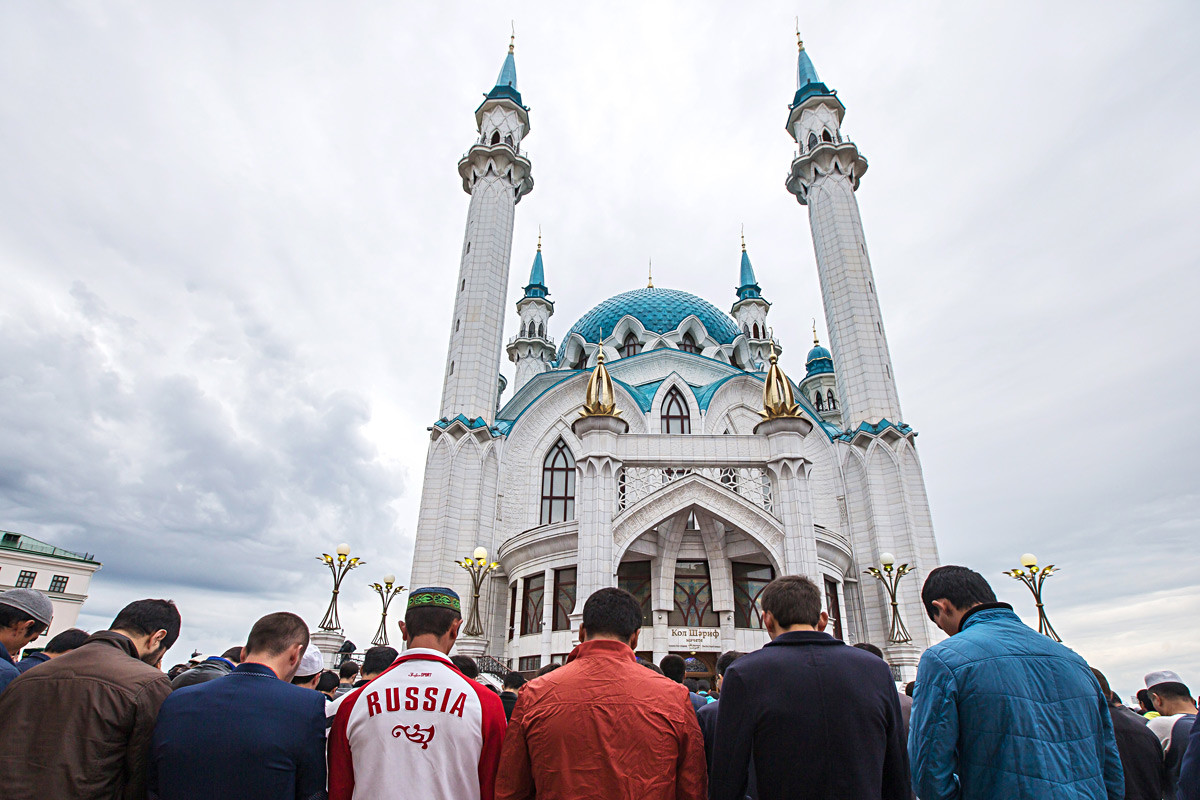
[507,234,556,393]
[730,232,774,369]
[784,36,902,426]
[799,324,841,426]
[439,36,534,424]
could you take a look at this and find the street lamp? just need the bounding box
[369,574,406,646]
[863,552,913,644]
[316,543,363,631]
[1003,553,1061,642]
[455,546,500,638]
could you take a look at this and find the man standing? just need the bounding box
[0,598,180,800]
[0,588,53,692]
[909,565,1122,800]
[497,587,706,800]
[16,626,88,672]
[149,612,326,800]
[709,575,907,800]
[170,646,241,689]
[1178,713,1200,800]
[288,642,327,690]
[1145,670,1197,800]
[324,644,398,731]
[335,659,359,697]
[499,671,525,721]
[328,588,506,800]
[696,650,755,798]
[661,654,707,712]
[1092,667,1164,800]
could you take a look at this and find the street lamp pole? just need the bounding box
[317,543,363,631]
[863,553,913,644]
[456,546,500,638]
[1003,553,1061,642]
[369,575,406,646]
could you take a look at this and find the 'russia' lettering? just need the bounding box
[423,686,439,711]
[385,687,400,712]
[405,686,419,710]
[366,692,381,717]
[367,686,469,718]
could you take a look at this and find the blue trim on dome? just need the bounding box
[805,344,835,377]
[558,288,742,361]
[834,418,915,441]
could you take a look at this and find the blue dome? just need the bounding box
[559,288,742,359]
[805,344,835,377]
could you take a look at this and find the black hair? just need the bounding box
[361,645,398,677]
[660,654,686,683]
[244,612,308,657]
[339,660,360,680]
[920,566,996,621]
[1090,668,1115,704]
[111,599,182,650]
[536,663,561,677]
[716,650,743,678]
[450,655,479,679]
[291,671,319,686]
[581,587,642,641]
[0,604,47,637]
[1150,681,1193,701]
[1136,689,1155,711]
[503,671,527,690]
[44,628,89,654]
[404,605,460,639]
[637,658,664,675]
[905,681,916,697]
[684,677,700,692]
[854,642,885,659]
[760,575,822,627]
[317,671,340,693]
[220,646,243,663]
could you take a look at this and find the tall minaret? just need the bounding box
[439,37,534,424]
[784,36,901,427]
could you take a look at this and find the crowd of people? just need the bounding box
[0,565,1195,799]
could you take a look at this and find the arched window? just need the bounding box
[678,332,698,353]
[504,134,513,147]
[827,389,837,410]
[537,322,545,338]
[821,129,832,142]
[661,387,691,434]
[622,332,641,358]
[807,132,818,150]
[490,131,501,145]
[814,392,824,410]
[540,440,576,524]
[572,353,585,370]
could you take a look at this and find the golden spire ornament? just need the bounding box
[760,335,802,420]
[647,258,654,289]
[580,332,621,418]
[813,318,820,345]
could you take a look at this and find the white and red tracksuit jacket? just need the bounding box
[328,648,506,800]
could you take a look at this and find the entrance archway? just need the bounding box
[676,652,716,693]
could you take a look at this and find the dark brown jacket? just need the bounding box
[0,630,172,800]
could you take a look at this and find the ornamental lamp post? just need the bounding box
[456,546,500,638]
[1003,553,1061,642]
[863,552,913,644]
[317,543,363,632]
[369,574,406,646]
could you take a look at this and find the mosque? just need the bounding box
[406,35,942,685]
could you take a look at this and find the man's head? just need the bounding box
[1145,670,1197,715]
[920,566,997,636]
[41,627,89,657]
[360,645,399,680]
[339,660,360,683]
[220,646,242,664]
[400,588,463,655]
[450,655,479,679]
[110,599,182,666]
[242,612,309,681]
[660,654,687,684]
[536,662,561,677]
[579,587,642,648]
[0,588,53,656]
[760,575,826,639]
[715,650,743,692]
[289,642,326,688]
[854,642,885,659]
[1091,667,1117,705]
[503,672,527,692]
[317,670,340,698]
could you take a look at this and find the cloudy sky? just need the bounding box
[1,2,1195,697]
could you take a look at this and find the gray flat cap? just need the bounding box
[0,587,54,627]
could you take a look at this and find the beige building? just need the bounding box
[1,530,102,649]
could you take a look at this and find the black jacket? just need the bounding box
[170,657,235,690]
[708,631,909,800]
[501,690,518,721]
[1108,703,1165,800]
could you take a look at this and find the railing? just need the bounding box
[0,531,96,562]
[617,467,773,515]
[476,654,514,680]
[506,334,556,347]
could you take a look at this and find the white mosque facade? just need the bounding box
[407,39,941,684]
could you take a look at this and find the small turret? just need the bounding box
[799,324,841,424]
[507,234,557,394]
[730,231,774,370]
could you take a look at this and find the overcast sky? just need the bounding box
[1,2,1195,698]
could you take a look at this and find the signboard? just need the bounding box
[667,627,722,651]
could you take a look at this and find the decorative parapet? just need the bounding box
[617,466,774,517]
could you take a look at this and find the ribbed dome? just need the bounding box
[558,288,742,360]
[805,343,835,377]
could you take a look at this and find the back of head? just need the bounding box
[536,663,561,677]
[904,681,916,697]
[660,654,686,683]
[0,588,53,636]
[683,677,699,693]
[1150,681,1193,702]
[854,642,885,660]
[220,646,243,663]
[503,672,527,691]
[44,628,90,654]
[760,575,822,627]
[920,566,996,619]
[244,612,309,658]
[581,587,642,642]
[317,671,340,694]
[403,605,461,639]
[111,599,182,650]
[361,645,399,677]
[1136,689,1155,711]
[637,658,664,675]
[716,650,743,678]
[450,655,479,679]
[339,660,360,681]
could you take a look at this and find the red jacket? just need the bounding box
[496,639,707,800]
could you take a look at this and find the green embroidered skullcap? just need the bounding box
[407,587,461,613]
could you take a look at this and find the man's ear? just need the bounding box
[762,610,777,636]
[399,621,411,644]
[150,629,168,652]
[447,617,463,641]
[816,611,829,632]
[578,625,588,643]
[288,641,304,666]
[628,629,639,650]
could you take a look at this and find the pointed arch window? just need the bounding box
[537,322,545,338]
[490,131,501,145]
[814,392,824,411]
[661,387,691,434]
[622,332,641,358]
[540,440,576,524]
[826,389,837,410]
[807,132,818,150]
[678,332,698,354]
[822,129,833,142]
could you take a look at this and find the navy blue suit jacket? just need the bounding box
[708,631,909,800]
[149,662,327,800]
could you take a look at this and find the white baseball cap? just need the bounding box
[296,643,325,678]
[1145,670,1184,690]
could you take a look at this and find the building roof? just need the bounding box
[791,46,833,109]
[805,343,835,376]
[558,288,742,360]
[736,249,762,300]
[523,248,548,299]
[0,530,98,564]
[485,51,524,107]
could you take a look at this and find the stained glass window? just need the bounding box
[540,440,576,524]
[733,562,774,629]
[678,332,698,353]
[669,561,718,627]
[622,332,641,358]
[521,574,545,636]
[617,561,652,626]
[661,387,691,434]
[553,567,576,631]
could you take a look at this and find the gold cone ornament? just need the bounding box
[760,341,801,419]
[580,346,621,418]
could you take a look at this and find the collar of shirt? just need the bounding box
[765,630,842,647]
[233,661,280,679]
[958,601,1015,631]
[565,639,636,663]
[397,647,452,664]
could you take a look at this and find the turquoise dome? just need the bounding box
[558,288,742,360]
[805,343,835,377]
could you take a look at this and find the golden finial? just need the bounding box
[796,19,804,51]
[509,22,515,53]
[537,226,542,251]
[580,330,621,418]
[812,318,820,345]
[741,224,746,252]
[647,258,654,289]
[760,330,802,420]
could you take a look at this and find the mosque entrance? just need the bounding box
[671,652,717,692]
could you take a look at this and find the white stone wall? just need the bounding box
[0,548,100,640]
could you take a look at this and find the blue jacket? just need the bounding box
[149,661,326,800]
[15,652,50,673]
[1178,710,1200,800]
[909,603,1123,800]
[0,652,17,694]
